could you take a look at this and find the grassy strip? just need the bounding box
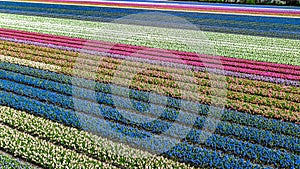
[0,106,194,169]
[0,13,299,65]
[1,44,299,121]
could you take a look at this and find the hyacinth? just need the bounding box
[0,1,299,168]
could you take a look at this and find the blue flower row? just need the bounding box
[0,75,299,168]
[0,62,299,138]
[0,89,268,169]
[186,129,300,168]
[130,1,300,9]
[1,1,299,25]
[168,141,268,169]
[1,1,300,39]
[1,69,299,155]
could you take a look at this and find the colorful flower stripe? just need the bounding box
[1,99,299,169]
[3,35,298,95]
[10,0,300,17]
[0,89,270,169]
[1,37,299,87]
[0,27,299,72]
[2,44,300,121]
[0,54,62,72]
[1,62,299,138]
[1,2,300,41]
[1,71,299,157]
[3,27,299,72]
[0,86,288,169]
[0,82,298,168]
[1,13,300,66]
[2,38,297,92]
[1,59,298,166]
[1,42,300,123]
[1,41,299,112]
[1,29,299,81]
[4,27,293,72]
[0,106,196,169]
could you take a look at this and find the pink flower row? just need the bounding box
[0,28,299,81]
[1,28,298,71]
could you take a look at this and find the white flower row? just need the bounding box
[0,123,117,169]
[0,55,61,72]
[1,17,299,53]
[0,106,195,169]
[0,12,299,65]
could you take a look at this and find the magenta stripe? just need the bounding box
[1,28,298,70]
[2,28,299,71]
[1,28,299,80]
[2,36,298,87]
[1,28,298,72]
[0,28,299,80]
[105,50,300,80]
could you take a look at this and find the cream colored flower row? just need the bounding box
[0,106,195,169]
[0,119,117,168]
[0,13,299,65]
[0,55,61,72]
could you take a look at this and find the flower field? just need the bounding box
[0,0,299,168]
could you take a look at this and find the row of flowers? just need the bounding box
[1,75,298,155]
[0,106,193,169]
[0,90,270,168]
[1,44,299,122]
[2,0,300,21]
[2,66,300,152]
[1,37,298,88]
[0,12,299,66]
[1,29,298,78]
[0,104,266,169]
[1,62,299,138]
[1,2,300,40]
[1,37,299,92]
[2,27,299,72]
[2,37,298,81]
[2,38,299,103]
[3,64,298,127]
[2,47,298,88]
[0,152,32,169]
[0,87,298,168]
[0,122,117,168]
